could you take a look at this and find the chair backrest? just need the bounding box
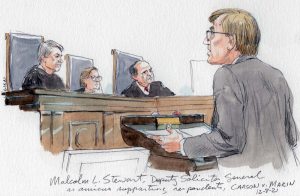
[112,49,143,95]
[5,32,44,91]
[190,60,218,95]
[65,54,94,91]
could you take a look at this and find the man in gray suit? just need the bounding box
[151,8,298,169]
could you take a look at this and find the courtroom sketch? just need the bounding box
[1,1,300,195]
[2,8,299,173]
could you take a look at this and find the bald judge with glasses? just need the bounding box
[151,8,299,169]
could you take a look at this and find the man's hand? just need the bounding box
[162,140,181,152]
[149,128,183,153]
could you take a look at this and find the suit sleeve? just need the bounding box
[183,67,246,158]
[281,78,298,148]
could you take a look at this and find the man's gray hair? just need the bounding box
[38,40,64,63]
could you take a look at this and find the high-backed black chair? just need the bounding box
[5,32,44,91]
[65,54,94,91]
[111,49,143,95]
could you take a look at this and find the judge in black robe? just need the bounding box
[121,60,175,97]
[22,40,65,90]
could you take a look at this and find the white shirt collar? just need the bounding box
[136,82,150,95]
[232,56,240,64]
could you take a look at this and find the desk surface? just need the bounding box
[4,89,214,113]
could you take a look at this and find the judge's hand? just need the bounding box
[149,128,183,153]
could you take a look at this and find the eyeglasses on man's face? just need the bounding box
[89,75,102,81]
[205,30,231,41]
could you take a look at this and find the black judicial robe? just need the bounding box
[121,81,175,98]
[22,65,65,90]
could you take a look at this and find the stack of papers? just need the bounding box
[136,123,211,138]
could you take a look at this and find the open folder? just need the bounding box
[135,123,211,138]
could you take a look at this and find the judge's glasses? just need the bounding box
[89,75,102,81]
[205,30,231,41]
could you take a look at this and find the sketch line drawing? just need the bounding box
[79,158,139,174]
[2,8,299,186]
[61,148,149,175]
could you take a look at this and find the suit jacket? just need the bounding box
[183,56,298,168]
[121,81,175,97]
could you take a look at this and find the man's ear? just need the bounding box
[227,35,236,51]
[132,75,138,81]
[41,55,48,63]
[83,79,88,87]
